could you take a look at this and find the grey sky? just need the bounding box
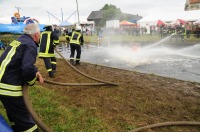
[0,0,186,24]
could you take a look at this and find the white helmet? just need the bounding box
[76,25,81,31]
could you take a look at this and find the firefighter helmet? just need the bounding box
[75,25,81,31]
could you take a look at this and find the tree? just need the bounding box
[99,4,122,27]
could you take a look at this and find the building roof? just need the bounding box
[87,11,103,21]
[121,13,143,21]
[87,11,142,22]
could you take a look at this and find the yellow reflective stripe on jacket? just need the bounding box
[70,31,81,44]
[23,125,38,132]
[28,76,37,86]
[0,40,20,81]
[53,39,59,45]
[0,89,22,96]
[0,82,22,96]
[40,31,51,54]
[0,83,22,90]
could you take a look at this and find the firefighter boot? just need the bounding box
[49,71,54,78]
[75,60,80,66]
[70,59,75,65]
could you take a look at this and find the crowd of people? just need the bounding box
[94,23,200,41]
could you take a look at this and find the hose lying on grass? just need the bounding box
[44,78,110,86]
[129,121,200,132]
[23,82,200,132]
[55,48,118,86]
[22,47,119,131]
[23,84,52,132]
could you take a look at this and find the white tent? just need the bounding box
[138,10,200,33]
[139,10,200,24]
[58,20,73,27]
[194,19,200,25]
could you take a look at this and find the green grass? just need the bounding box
[0,85,108,131]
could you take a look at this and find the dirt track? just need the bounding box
[36,58,200,132]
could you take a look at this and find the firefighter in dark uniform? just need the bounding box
[69,25,84,65]
[65,28,70,49]
[0,23,44,132]
[38,24,59,78]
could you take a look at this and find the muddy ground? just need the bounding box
[36,56,200,132]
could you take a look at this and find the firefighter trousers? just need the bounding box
[70,43,81,64]
[0,96,39,132]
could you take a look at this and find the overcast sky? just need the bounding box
[0,0,186,24]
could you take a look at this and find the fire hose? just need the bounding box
[23,82,200,132]
[54,48,118,86]
[129,121,200,132]
[22,48,200,131]
[23,84,52,132]
[22,48,118,131]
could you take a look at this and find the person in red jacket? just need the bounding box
[0,23,44,132]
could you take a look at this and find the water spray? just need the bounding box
[146,33,176,49]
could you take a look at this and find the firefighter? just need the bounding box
[0,23,44,132]
[69,25,84,65]
[38,24,59,78]
[65,28,70,49]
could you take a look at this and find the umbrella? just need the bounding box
[120,21,136,26]
[58,20,73,27]
[193,19,200,25]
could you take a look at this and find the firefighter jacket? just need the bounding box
[69,30,84,45]
[38,30,59,58]
[66,34,70,43]
[0,34,39,97]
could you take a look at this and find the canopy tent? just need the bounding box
[128,20,137,24]
[138,10,200,33]
[169,19,189,26]
[120,21,136,26]
[58,20,73,27]
[176,19,189,25]
[156,20,167,26]
[138,10,200,25]
[193,19,200,25]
